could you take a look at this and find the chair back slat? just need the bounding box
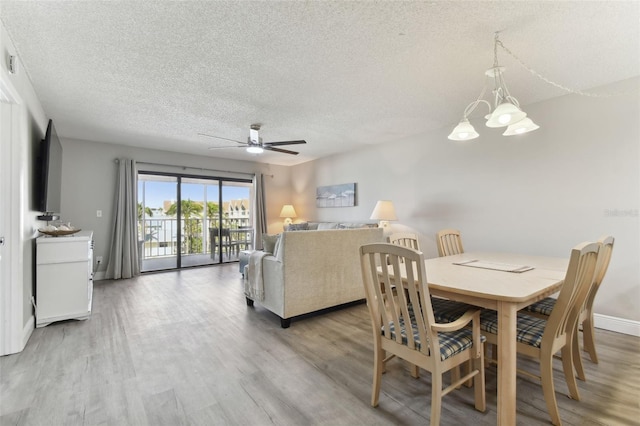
[546,242,600,342]
[590,236,615,298]
[389,232,421,251]
[436,229,464,256]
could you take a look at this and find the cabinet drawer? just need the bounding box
[37,241,90,264]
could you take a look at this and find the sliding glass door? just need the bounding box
[138,172,252,272]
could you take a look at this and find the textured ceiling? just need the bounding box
[1,1,638,166]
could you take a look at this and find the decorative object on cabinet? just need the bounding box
[316,183,356,207]
[38,228,82,237]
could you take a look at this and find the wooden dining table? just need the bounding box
[386,251,568,425]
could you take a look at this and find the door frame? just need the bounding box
[0,76,28,356]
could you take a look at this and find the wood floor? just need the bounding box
[1,264,639,425]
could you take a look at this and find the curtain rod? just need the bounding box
[114,159,273,178]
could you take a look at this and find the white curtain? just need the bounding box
[253,173,267,250]
[106,158,140,279]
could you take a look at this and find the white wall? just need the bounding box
[291,77,640,325]
[59,138,291,277]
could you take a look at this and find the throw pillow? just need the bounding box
[287,222,309,231]
[262,234,279,253]
[317,222,339,230]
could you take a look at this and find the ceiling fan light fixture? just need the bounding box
[246,146,264,154]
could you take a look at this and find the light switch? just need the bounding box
[96,210,102,218]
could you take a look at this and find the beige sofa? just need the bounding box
[246,227,384,327]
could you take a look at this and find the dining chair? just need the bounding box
[432,228,475,322]
[359,243,486,425]
[523,235,614,377]
[436,228,464,257]
[479,241,600,426]
[388,232,421,251]
[209,228,235,260]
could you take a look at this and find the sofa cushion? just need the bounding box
[262,234,280,253]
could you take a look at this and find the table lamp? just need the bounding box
[279,204,297,227]
[369,200,397,229]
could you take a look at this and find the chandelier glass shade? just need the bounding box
[503,117,540,136]
[448,34,539,141]
[448,118,480,141]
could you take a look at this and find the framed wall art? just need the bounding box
[316,182,356,207]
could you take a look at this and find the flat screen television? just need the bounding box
[37,119,63,220]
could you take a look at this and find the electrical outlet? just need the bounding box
[96,210,102,218]
[96,256,103,264]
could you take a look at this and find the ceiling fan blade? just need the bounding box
[264,140,307,146]
[264,146,300,155]
[198,133,246,145]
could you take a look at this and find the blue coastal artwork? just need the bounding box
[316,183,356,208]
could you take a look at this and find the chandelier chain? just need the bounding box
[496,39,619,98]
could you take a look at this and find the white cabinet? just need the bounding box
[36,230,94,327]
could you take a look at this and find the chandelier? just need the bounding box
[448,33,540,141]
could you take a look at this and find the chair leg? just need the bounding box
[464,360,473,388]
[451,366,461,389]
[372,347,384,407]
[582,313,598,363]
[572,328,586,381]
[561,344,581,401]
[410,363,420,378]
[473,351,486,412]
[541,353,562,426]
[430,372,443,426]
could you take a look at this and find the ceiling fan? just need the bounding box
[199,124,306,155]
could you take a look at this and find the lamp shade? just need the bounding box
[369,200,397,221]
[279,204,297,218]
[448,119,479,141]
[502,117,540,136]
[486,102,527,128]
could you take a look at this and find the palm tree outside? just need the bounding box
[167,199,204,254]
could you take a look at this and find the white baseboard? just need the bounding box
[594,313,640,337]
[21,315,34,348]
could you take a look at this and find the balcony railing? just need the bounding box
[138,217,252,260]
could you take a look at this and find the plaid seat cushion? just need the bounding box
[523,297,556,317]
[479,309,547,348]
[431,297,474,323]
[384,306,482,361]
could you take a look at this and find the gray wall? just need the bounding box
[291,77,640,323]
[60,138,291,277]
